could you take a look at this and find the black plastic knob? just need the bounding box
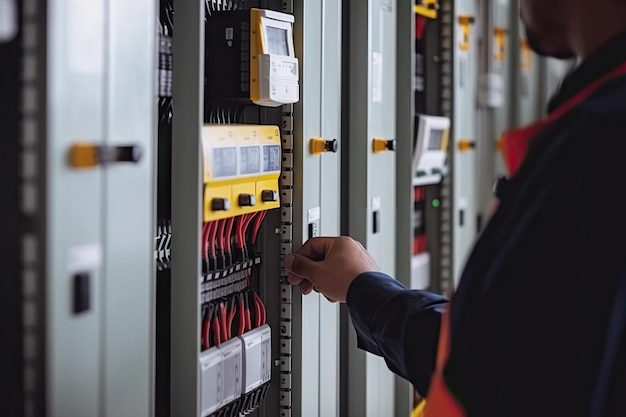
[97,144,143,164]
[325,139,338,153]
[238,194,256,207]
[211,198,231,211]
[261,190,278,202]
[114,145,142,163]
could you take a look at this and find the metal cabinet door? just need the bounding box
[289,0,342,416]
[344,0,398,416]
[452,0,479,284]
[101,0,156,416]
[46,0,107,415]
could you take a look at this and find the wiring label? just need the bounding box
[66,244,102,274]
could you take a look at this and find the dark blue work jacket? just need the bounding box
[346,32,626,417]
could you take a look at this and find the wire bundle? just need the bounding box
[206,0,244,17]
[201,290,267,350]
[202,211,268,272]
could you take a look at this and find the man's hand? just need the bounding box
[283,236,379,303]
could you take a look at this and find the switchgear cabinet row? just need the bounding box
[2,0,559,417]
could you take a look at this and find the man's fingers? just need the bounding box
[287,275,303,285]
[284,253,320,282]
[300,280,314,295]
[293,237,334,261]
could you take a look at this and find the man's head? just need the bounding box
[520,0,626,60]
[519,0,575,59]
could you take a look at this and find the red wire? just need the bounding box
[238,296,246,336]
[208,221,218,257]
[254,295,262,328]
[202,313,211,349]
[201,222,210,260]
[245,302,251,332]
[219,301,228,341]
[227,299,236,339]
[212,315,221,346]
[242,213,255,247]
[235,214,248,249]
[224,217,234,252]
[251,211,267,246]
[216,219,225,251]
[255,292,266,326]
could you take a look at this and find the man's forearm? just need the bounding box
[346,272,448,395]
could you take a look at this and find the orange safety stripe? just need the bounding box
[423,306,466,417]
[424,61,626,417]
[500,62,626,176]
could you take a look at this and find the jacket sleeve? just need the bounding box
[346,272,448,396]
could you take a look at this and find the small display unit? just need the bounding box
[205,8,299,107]
[412,114,450,186]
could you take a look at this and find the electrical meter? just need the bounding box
[412,115,450,185]
[205,8,299,107]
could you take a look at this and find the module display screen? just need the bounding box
[428,129,444,150]
[266,26,289,56]
[239,146,261,175]
[213,147,237,178]
[263,145,281,172]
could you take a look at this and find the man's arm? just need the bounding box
[283,237,447,396]
[346,272,447,396]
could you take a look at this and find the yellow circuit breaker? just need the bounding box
[201,124,281,221]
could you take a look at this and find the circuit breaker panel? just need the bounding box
[165,1,341,416]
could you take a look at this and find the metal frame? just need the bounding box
[395,0,415,415]
[436,0,455,295]
[170,0,204,415]
[2,0,26,415]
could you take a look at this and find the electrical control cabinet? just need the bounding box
[474,0,511,229]
[7,0,156,415]
[450,0,480,285]
[343,0,398,415]
[169,1,341,416]
[279,1,343,416]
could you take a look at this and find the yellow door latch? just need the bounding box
[457,139,475,152]
[458,15,475,51]
[494,27,507,62]
[372,138,396,154]
[69,142,142,169]
[310,138,338,155]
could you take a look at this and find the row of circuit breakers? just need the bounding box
[200,124,278,416]
[199,7,297,417]
[191,6,451,416]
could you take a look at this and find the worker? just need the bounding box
[284,0,626,415]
